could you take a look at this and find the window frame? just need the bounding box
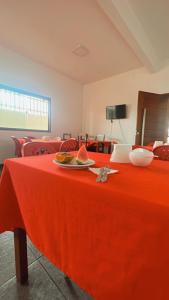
[0,84,51,132]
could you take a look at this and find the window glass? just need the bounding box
[0,84,51,131]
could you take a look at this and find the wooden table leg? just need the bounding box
[14,228,28,284]
[108,144,111,154]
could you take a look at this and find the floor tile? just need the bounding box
[0,260,64,300]
[0,232,37,287]
[0,231,13,241]
[39,256,93,300]
[0,232,93,299]
[27,238,42,259]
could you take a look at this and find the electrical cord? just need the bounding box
[118,119,127,143]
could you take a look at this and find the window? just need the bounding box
[0,84,51,131]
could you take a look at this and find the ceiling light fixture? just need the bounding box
[72,44,89,57]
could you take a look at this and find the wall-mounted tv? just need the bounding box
[106,104,126,120]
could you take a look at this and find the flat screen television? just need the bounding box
[106,104,126,120]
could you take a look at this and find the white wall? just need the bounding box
[0,46,83,163]
[1,45,169,163]
[83,65,169,144]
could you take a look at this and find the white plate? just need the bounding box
[53,159,95,169]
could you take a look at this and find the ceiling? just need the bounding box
[129,0,169,62]
[0,0,168,83]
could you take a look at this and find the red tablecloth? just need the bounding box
[33,139,62,143]
[32,139,62,146]
[80,139,111,147]
[21,139,63,156]
[0,153,169,300]
[133,145,153,151]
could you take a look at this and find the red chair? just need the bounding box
[22,142,57,157]
[23,137,32,143]
[27,136,36,139]
[62,133,72,140]
[23,136,36,141]
[153,145,169,161]
[11,136,27,157]
[59,139,78,152]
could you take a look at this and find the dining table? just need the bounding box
[29,139,63,150]
[15,138,63,157]
[20,139,63,156]
[132,144,153,151]
[0,152,169,300]
[32,139,62,143]
[80,139,112,153]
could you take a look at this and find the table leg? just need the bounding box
[14,228,28,284]
[108,144,111,154]
[64,275,72,286]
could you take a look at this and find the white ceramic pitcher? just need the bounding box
[110,144,132,163]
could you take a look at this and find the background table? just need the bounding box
[80,139,112,153]
[21,139,63,156]
[29,139,63,151]
[0,153,169,299]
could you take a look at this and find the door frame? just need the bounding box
[135,91,169,145]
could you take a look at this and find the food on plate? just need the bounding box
[55,152,74,164]
[76,145,89,165]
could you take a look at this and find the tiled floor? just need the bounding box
[0,165,93,300]
[0,232,93,300]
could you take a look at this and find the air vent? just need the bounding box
[72,44,89,57]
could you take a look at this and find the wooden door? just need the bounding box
[135,91,169,145]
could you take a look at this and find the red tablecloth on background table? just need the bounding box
[33,139,61,143]
[132,145,153,151]
[30,139,62,151]
[0,153,169,300]
[80,139,111,147]
[80,140,112,153]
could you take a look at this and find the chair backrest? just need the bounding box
[96,134,105,142]
[24,136,36,140]
[23,137,33,143]
[153,145,169,161]
[77,133,88,147]
[11,136,26,157]
[22,142,57,157]
[59,139,78,152]
[62,133,72,140]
